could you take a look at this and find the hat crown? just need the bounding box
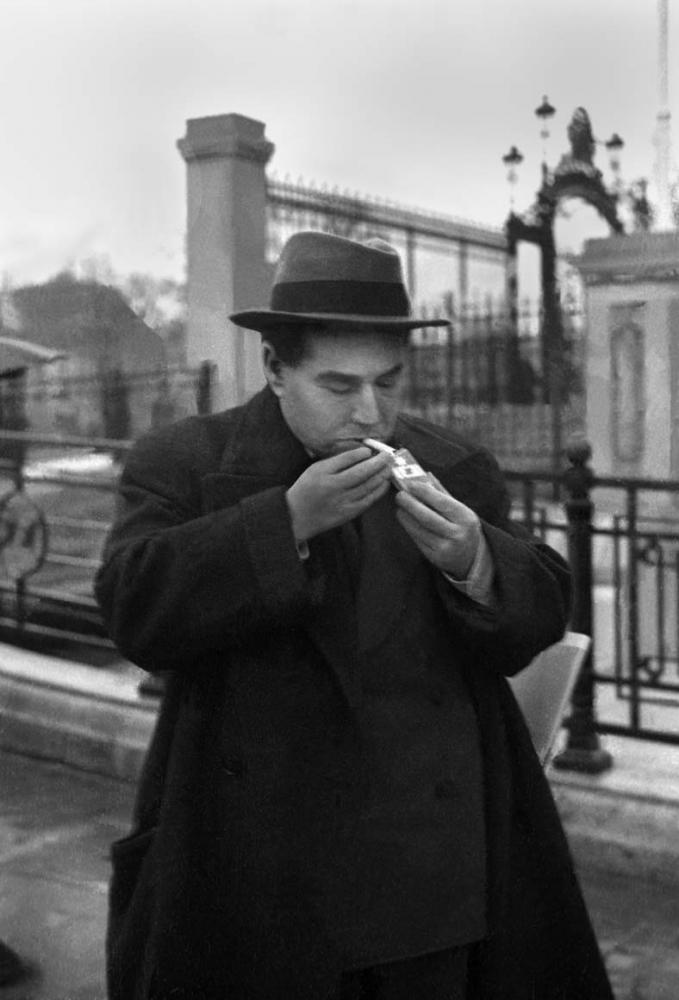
[274,231,406,288]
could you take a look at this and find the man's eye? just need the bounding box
[326,384,352,395]
[376,378,397,390]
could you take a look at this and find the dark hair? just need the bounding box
[262,324,410,368]
[261,326,311,368]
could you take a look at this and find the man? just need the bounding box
[96,232,612,1000]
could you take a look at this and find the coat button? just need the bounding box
[221,756,245,777]
[434,778,456,800]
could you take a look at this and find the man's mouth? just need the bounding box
[331,439,364,453]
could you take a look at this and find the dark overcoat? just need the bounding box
[95,386,613,1000]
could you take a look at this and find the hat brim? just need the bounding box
[230,309,450,333]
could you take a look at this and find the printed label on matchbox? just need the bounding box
[390,449,432,491]
[364,438,442,495]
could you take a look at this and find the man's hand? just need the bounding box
[394,480,481,579]
[286,447,392,543]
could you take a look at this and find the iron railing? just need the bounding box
[0,430,129,657]
[0,361,215,658]
[403,301,585,470]
[9,361,216,444]
[507,442,679,758]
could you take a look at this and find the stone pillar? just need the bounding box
[177,114,275,411]
[576,232,679,690]
[576,232,679,482]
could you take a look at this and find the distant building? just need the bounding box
[3,273,165,377]
[0,274,166,438]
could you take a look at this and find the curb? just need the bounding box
[0,644,155,782]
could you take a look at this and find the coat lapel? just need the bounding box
[200,387,361,709]
[355,492,422,655]
[305,529,362,709]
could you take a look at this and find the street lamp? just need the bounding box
[535,95,556,179]
[502,145,524,210]
[605,132,625,195]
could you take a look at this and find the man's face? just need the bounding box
[264,329,408,456]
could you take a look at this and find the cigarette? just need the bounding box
[363,438,397,456]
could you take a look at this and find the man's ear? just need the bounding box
[262,342,285,397]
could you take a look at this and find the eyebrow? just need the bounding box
[315,363,404,385]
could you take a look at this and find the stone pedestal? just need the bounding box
[576,233,679,687]
[177,114,274,411]
[576,232,679,484]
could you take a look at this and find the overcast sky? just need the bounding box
[1,0,675,287]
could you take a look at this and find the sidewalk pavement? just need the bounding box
[0,748,678,1000]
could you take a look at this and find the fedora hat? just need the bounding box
[229,231,450,332]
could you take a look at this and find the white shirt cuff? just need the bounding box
[296,539,310,561]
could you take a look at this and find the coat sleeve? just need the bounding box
[435,449,572,676]
[95,424,322,673]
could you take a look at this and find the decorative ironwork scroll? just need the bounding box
[0,489,48,581]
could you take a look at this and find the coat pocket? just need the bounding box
[107,827,158,1000]
[109,826,157,920]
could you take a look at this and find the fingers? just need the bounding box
[322,446,374,471]
[352,475,391,512]
[399,479,469,517]
[395,506,441,550]
[395,490,459,537]
[334,451,392,488]
[396,481,480,531]
[345,473,388,505]
[316,448,391,485]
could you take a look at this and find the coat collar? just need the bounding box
[218,386,311,484]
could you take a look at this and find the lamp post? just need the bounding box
[605,132,625,195]
[535,94,556,180]
[502,145,524,211]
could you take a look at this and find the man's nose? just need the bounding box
[352,385,380,426]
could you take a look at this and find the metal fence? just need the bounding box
[403,297,585,470]
[506,444,679,756]
[0,431,128,659]
[0,362,215,660]
[9,362,215,444]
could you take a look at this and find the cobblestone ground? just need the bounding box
[581,867,679,1000]
[0,750,678,1000]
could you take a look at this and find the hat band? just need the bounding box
[270,280,411,318]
